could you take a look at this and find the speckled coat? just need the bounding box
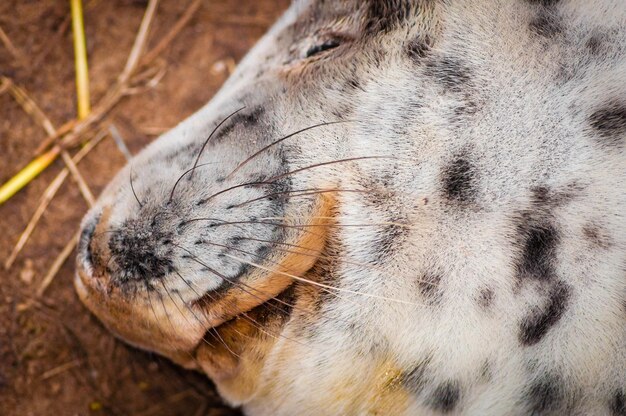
[75,1,626,415]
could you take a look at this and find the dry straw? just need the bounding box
[4,0,206,299]
[0,0,92,206]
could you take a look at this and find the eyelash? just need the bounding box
[305,39,341,58]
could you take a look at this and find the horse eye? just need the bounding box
[305,39,341,58]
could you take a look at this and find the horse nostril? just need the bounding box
[78,213,100,271]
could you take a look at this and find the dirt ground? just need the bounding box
[0,1,289,414]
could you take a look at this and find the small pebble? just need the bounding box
[89,401,103,411]
[20,259,35,285]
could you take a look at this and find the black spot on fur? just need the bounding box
[346,76,362,91]
[530,186,550,204]
[254,243,272,260]
[228,236,245,248]
[582,224,613,249]
[586,33,604,56]
[442,155,476,204]
[418,272,442,304]
[232,262,253,280]
[519,282,571,345]
[164,141,201,164]
[392,96,425,135]
[525,373,565,414]
[516,221,559,282]
[453,100,479,117]
[531,186,561,206]
[530,184,582,207]
[425,57,472,93]
[611,390,626,416]
[525,0,560,6]
[372,222,408,264]
[428,381,461,413]
[407,34,433,61]
[529,8,562,38]
[589,102,626,147]
[364,0,414,33]
[477,287,494,309]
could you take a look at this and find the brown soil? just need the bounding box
[0,1,288,414]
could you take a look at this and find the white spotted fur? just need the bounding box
[77,1,626,414]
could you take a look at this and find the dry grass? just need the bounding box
[0,0,287,413]
[3,0,201,295]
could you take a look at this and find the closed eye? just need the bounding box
[305,39,341,58]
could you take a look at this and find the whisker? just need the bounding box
[168,161,224,203]
[188,217,408,234]
[210,246,383,312]
[223,253,420,306]
[200,279,306,348]
[145,285,167,338]
[240,311,309,348]
[236,236,320,253]
[195,238,341,273]
[175,243,282,300]
[195,279,301,347]
[231,187,367,209]
[179,239,380,312]
[225,120,352,180]
[173,243,380,335]
[144,286,198,361]
[264,156,396,183]
[190,106,246,179]
[174,293,212,339]
[178,246,304,308]
[180,217,326,240]
[173,244,326,323]
[129,166,143,208]
[171,277,217,350]
[172,288,200,322]
[209,325,241,358]
[191,239,356,307]
[159,279,191,326]
[196,156,394,208]
[160,287,216,371]
[179,217,330,262]
[221,236,383,273]
[156,283,177,337]
[226,324,254,342]
[196,181,272,206]
[183,282,241,358]
[260,216,414,229]
[174,271,203,298]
